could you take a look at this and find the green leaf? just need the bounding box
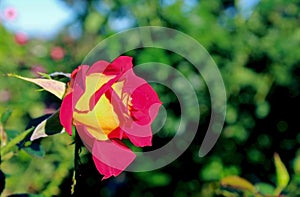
[254,182,275,195]
[220,176,257,193]
[0,128,33,156]
[22,141,45,158]
[274,153,290,195]
[7,73,66,99]
[85,12,104,34]
[30,111,64,141]
[5,129,20,140]
[7,194,43,197]
[1,110,12,124]
[137,172,171,187]
[37,72,52,79]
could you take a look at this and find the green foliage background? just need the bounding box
[0,0,300,196]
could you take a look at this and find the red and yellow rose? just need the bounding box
[60,56,162,179]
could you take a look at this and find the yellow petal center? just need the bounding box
[73,73,121,140]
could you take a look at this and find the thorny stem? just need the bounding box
[71,130,83,195]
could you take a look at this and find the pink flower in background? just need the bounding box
[4,7,17,21]
[44,105,57,114]
[31,65,47,77]
[60,56,162,179]
[0,89,11,103]
[14,32,28,45]
[50,46,65,61]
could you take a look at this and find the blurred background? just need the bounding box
[0,0,300,196]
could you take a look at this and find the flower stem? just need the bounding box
[71,130,82,195]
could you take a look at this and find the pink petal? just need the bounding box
[89,76,117,110]
[108,127,125,140]
[131,84,162,125]
[131,83,162,110]
[104,87,128,125]
[72,65,89,108]
[75,124,95,152]
[105,87,152,146]
[88,56,133,110]
[59,93,73,135]
[103,56,133,75]
[107,127,130,140]
[119,70,147,94]
[124,125,152,147]
[123,101,161,147]
[87,60,110,76]
[70,66,81,81]
[122,102,161,147]
[130,110,151,125]
[103,69,161,147]
[92,139,136,180]
[60,65,90,135]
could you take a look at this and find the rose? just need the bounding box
[59,56,162,179]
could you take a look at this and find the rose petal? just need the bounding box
[105,87,128,125]
[72,65,89,108]
[104,86,152,147]
[70,66,81,81]
[131,84,162,125]
[60,65,90,135]
[89,56,134,111]
[75,93,119,139]
[122,101,161,147]
[131,83,162,110]
[59,93,73,135]
[108,127,126,139]
[130,110,151,125]
[87,60,110,76]
[89,75,117,110]
[92,139,136,180]
[103,70,161,147]
[124,125,152,147]
[75,124,95,152]
[106,85,153,146]
[103,56,133,75]
[119,70,147,95]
